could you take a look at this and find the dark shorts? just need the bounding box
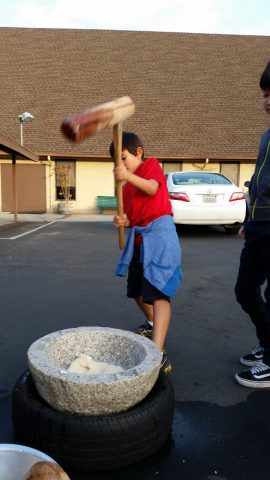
[127,245,170,304]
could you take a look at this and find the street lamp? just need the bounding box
[18,111,34,146]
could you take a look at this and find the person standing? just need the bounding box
[235,60,270,387]
[110,131,182,373]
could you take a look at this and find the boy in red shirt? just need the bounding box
[110,132,182,372]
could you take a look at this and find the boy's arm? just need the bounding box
[113,213,130,228]
[114,165,158,196]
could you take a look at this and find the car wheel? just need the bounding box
[224,225,240,234]
[12,369,175,474]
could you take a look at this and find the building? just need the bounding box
[0,27,269,213]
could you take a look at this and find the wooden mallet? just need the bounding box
[60,96,135,249]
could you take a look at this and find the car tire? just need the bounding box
[12,369,175,474]
[224,225,240,234]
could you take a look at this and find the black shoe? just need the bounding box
[235,362,270,388]
[161,349,172,374]
[133,321,153,338]
[240,345,264,366]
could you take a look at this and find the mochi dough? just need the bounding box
[67,353,124,375]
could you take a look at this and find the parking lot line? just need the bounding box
[0,221,57,240]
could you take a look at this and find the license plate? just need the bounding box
[203,195,217,203]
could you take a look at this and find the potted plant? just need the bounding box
[55,162,74,215]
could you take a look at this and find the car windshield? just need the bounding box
[171,172,232,186]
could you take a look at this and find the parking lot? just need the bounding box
[0,216,270,480]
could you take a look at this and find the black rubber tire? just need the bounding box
[12,369,174,473]
[224,224,240,234]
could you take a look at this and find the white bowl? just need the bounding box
[0,444,56,480]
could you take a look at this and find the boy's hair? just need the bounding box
[109,131,144,159]
[260,60,270,90]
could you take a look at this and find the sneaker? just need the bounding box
[161,349,173,374]
[235,362,270,388]
[133,321,153,339]
[240,345,264,366]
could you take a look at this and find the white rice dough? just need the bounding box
[67,353,124,375]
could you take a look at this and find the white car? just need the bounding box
[166,171,247,234]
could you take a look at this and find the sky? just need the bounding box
[0,0,270,35]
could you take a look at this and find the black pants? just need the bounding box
[127,244,169,304]
[235,222,270,365]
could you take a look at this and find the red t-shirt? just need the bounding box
[123,157,172,227]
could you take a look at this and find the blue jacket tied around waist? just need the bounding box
[116,215,182,297]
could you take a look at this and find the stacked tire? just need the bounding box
[12,369,175,474]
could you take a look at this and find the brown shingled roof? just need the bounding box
[0,27,269,159]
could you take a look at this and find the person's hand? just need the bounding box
[113,164,129,181]
[113,213,130,228]
[238,226,245,238]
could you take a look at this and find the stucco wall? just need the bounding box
[0,158,256,213]
[49,160,115,214]
[182,162,220,173]
[182,161,255,190]
[76,161,115,213]
[239,163,255,189]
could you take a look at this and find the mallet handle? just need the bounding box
[113,123,125,250]
[61,96,135,143]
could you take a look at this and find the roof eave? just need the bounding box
[0,133,39,162]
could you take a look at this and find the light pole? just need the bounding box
[18,111,34,145]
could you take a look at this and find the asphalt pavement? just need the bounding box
[0,214,269,480]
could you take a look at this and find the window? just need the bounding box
[172,172,232,185]
[55,161,76,200]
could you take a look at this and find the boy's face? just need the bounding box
[262,89,270,115]
[121,147,143,173]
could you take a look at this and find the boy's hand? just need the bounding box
[239,226,245,238]
[113,213,130,228]
[113,164,129,181]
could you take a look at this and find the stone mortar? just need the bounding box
[27,326,162,415]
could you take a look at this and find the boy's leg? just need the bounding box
[133,277,172,371]
[235,230,270,387]
[133,296,154,337]
[127,245,153,335]
[261,240,270,365]
[138,278,171,350]
[152,298,172,373]
[135,296,153,322]
[152,299,170,351]
[235,229,267,348]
